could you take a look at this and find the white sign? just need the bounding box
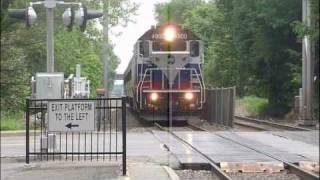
[152,33,188,40]
[48,101,95,132]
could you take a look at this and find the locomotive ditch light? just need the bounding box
[8,6,37,27]
[185,92,193,100]
[163,26,176,42]
[150,92,159,102]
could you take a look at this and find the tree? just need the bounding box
[154,0,304,117]
[154,0,204,24]
[1,0,137,113]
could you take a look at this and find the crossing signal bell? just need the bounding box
[8,6,37,27]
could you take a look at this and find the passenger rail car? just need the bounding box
[124,23,205,121]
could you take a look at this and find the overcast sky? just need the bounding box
[110,0,168,74]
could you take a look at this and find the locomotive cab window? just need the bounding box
[139,41,149,57]
[152,40,186,51]
[190,41,199,57]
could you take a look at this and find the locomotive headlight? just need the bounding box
[164,26,176,42]
[185,92,193,100]
[150,92,158,102]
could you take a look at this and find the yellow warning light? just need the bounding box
[185,92,193,100]
[150,92,158,101]
[164,26,176,42]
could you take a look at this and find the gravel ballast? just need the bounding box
[175,170,219,180]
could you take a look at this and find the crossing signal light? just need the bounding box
[8,6,37,27]
[62,8,75,31]
[74,6,103,31]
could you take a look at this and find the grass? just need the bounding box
[1,112,25,131]
[239,96,268,117]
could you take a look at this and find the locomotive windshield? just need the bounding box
[152,40,186,51]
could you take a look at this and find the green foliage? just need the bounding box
[154,0,315,117]
[239,96,268,117]
[1,112,25,130]
[1,0,137,115]
[155,0,204,24]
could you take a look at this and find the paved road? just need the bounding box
[2,130,319,179]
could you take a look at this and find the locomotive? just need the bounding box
[124,23,205,121]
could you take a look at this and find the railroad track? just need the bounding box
[187,123,319,180]
[154,122,231,180]
[234,115,312,131]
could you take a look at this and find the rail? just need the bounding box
[154,123,231,180]
[235,115,312,131]
[187,123,319,180]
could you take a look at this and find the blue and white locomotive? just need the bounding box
[124,23,205,121]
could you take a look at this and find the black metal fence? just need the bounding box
[202,87,235,127]
[25,97,127,175]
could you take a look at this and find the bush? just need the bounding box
[240,96,268,117]
[1,112,25,131]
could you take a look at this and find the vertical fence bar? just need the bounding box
[26,99,30,164]
[122,97,127,176]
[40,101,43,161]
[227,88,231,126]
[33,101,36,160]
[60,132,62,160]
[78,132,80,160]
[220,88,224,125]
[72,132,74,161]
[212,89,216,124]
[231,87,236,127]
[215,89,218,124]
[109,100,112,160]
[103,99,106,161]
[229,88,233,127]
[115,99,118,161]
[65,132,68,160]
[224,88,228,126]
[84,132,86,161]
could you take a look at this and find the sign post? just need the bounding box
[48,101,95,132]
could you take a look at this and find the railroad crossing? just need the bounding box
[2,109,319,180]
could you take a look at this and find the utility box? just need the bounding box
[64,64,90,98]
[34,72,64,99]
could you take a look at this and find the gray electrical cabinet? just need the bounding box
[35,73,64,99]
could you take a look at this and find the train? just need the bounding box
[124,23,205,122]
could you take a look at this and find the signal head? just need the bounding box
[75,6,103,32]
[8,6,37,27]
[62,8,74,31]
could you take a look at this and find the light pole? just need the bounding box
[102,0,109,98]
[301,0,315,126]
[9,0,103,73]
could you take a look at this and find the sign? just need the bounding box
[152,33,188,40]
[48,101,95,132]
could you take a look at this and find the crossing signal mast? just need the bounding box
[8,0,103,100]
[8,0,103,73]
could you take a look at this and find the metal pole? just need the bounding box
[26,99,30,164]
[46,7,55,72]
[122,97,127,175]
[103,1,109,97]
[301,0,315,125]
